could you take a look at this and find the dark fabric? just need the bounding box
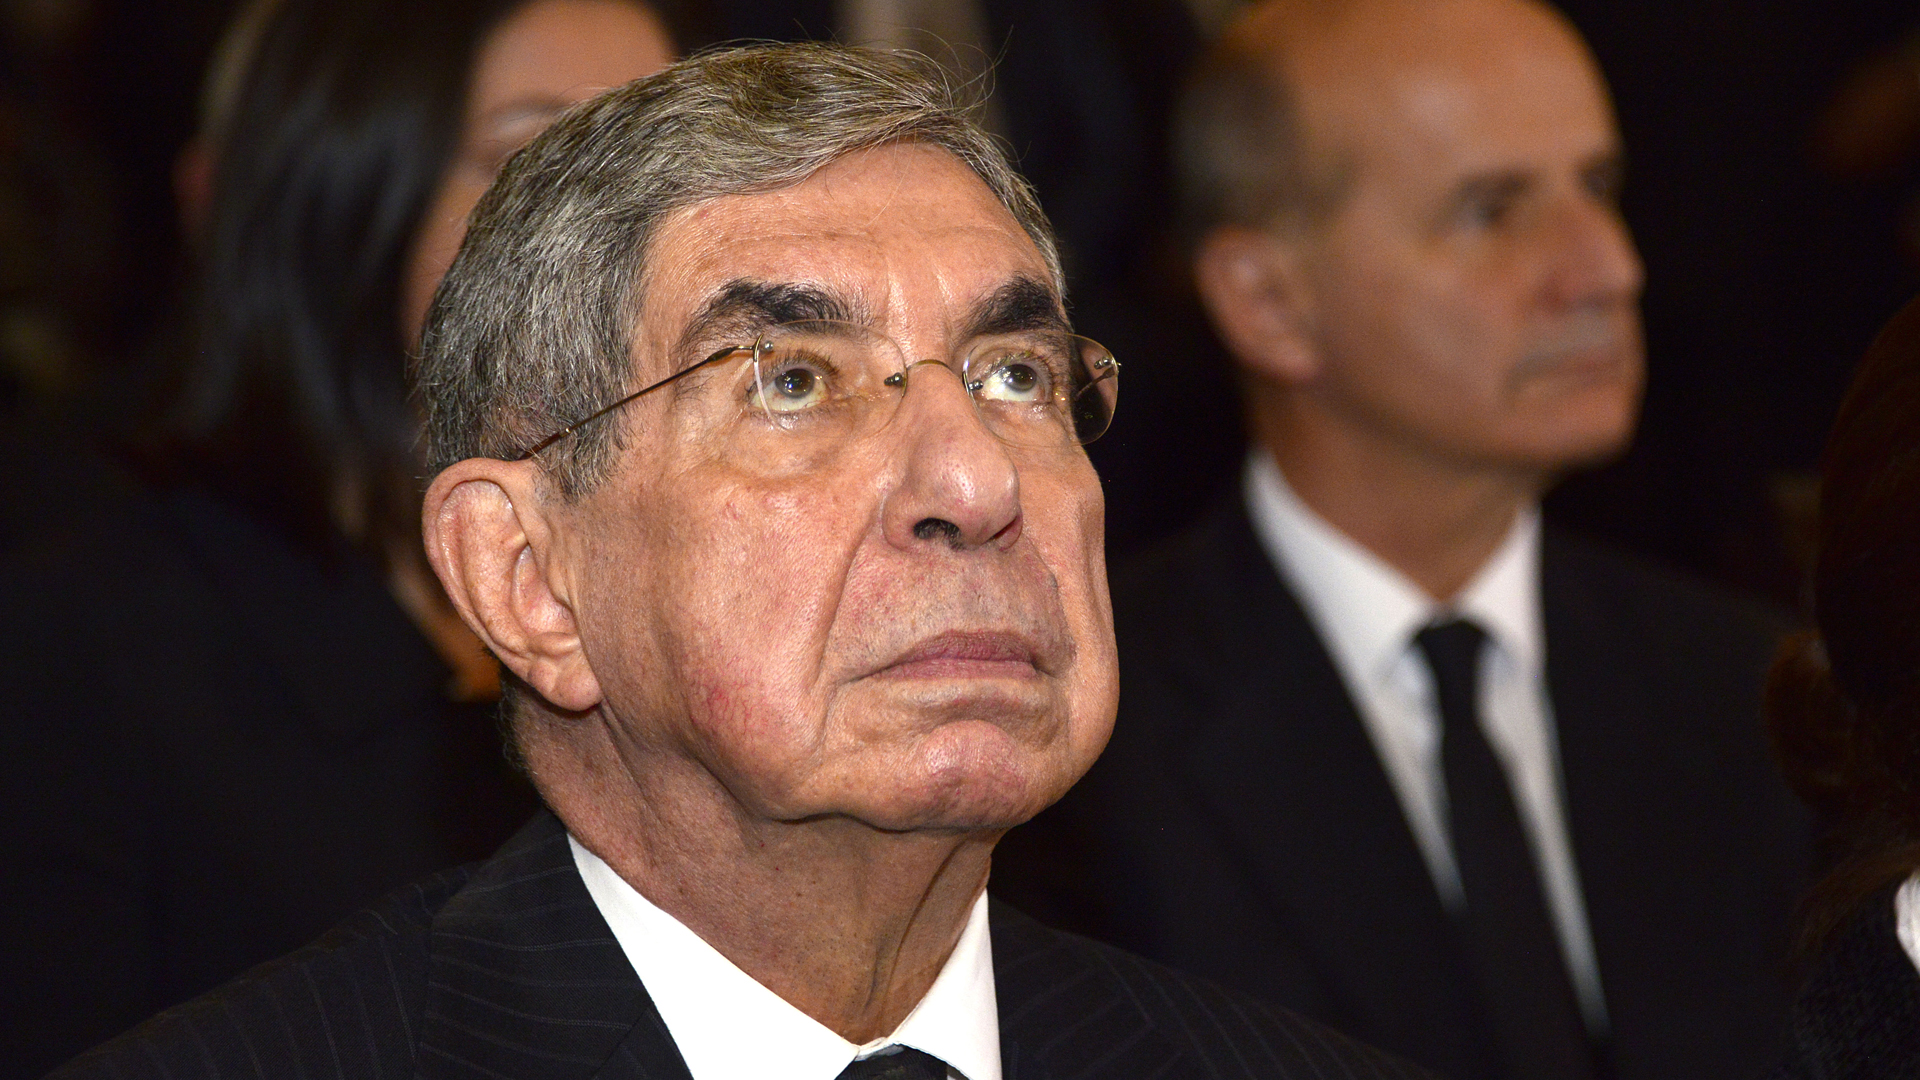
[1772,884,1920,1080]
[48,810,1437,1080]
[993,492,1811,1080]
[838,1047,947,1080]
[0,424,537,1075]
[1417,620,1596,1079]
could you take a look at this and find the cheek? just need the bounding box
[660,477,871,778]
[1052,465,1110,633]
[1335,267,1526,417]
[675,480,858,641]
[1027,465,1117,743]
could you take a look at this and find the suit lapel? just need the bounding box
[1538,528,1644,995]
[415,812,694,1080]
[1539,530,1749,1070]
[413,821,1197,1080]
[1164,498,1485,1063]
[991,901,1190,1080]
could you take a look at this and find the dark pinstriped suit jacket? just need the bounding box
[47,811,1431,1080]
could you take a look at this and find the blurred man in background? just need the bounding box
[995,2,1810,1077]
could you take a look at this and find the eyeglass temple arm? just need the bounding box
[507,345,750,460]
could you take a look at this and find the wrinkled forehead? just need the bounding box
[631,144,1064,377]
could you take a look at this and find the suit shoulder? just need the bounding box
[1545,526,1789,634]
[44,866,472,1080]
[1105,498,1302,690]
[992,902,1436,1080]
[1542,526,1793,675]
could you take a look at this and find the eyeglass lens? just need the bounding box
[744,320,1117,450]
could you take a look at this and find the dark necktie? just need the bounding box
[1416,619,1598,1080]
[836,1047,949,1080]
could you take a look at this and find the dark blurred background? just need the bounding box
[4,0,1919,608]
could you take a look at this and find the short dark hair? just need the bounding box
[1171,30,1350,246]
[416,42,1062,496]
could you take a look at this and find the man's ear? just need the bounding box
[1193,225,1320,385]
[422,459,603,712]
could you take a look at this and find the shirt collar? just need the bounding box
[1244,451,1543,675]
[570,835,1000,1080]
[1454,504,1544,672]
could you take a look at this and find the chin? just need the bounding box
[857,720,1081,832]
[1509,380,1641,470]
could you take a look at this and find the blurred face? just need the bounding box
[1286,0,1644,474]
[557,144,1117,833]
[400,0,674,344]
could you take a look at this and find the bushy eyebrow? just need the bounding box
[671,273,1067,365]
[674,279,861,357]
[961,276,1070,340]
[1446,170,1532,213]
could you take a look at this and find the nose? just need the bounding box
[879,359,1024,552]
[1545,194,1644,310]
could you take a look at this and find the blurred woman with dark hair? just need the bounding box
[167,0,679,698]
[1772,293,1920,1075]
[0,0,679,1071]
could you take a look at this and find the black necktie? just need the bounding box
[836,1047,949,1080]
[1417,619,1598,1080]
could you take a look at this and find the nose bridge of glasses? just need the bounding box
[880,353,967,389]
[910,354,965,378]
[901,353,993,429]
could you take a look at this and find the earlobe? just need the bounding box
[422,460,604,712]
[1193,226,1320,385]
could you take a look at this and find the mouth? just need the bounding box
[1513,338,1640,389]
[873,629,1044,681]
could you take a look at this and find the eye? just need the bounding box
[1584,161,1625,209]
[751,352,835,414]
[1462,192,1516,230]
[972,349,1061,405]
[1447,175,1529,233]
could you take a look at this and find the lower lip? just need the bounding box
[878,657,1040,680]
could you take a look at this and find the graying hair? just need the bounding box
[416,41,1063,494]
[1172,34,1350,245]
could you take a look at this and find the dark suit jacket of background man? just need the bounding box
[993,494,1812,1080]
[50,810,1435,1080]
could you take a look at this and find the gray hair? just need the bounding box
[416,41,1063,494]
[1172,33,1350,245]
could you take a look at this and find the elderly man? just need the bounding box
[48,44,1425,1080]
[994,2,1809,1079]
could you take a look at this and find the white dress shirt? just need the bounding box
[1243,452,1610,1033]
[570,836,1001,1080]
